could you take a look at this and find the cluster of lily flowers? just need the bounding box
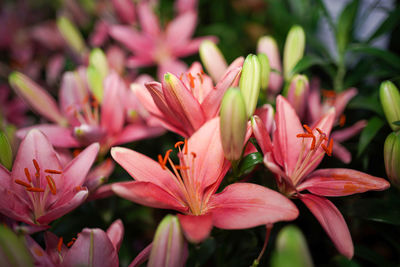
[0,0,392,266]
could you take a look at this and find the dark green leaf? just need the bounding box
[349,44,400,70]
[392,120,400,126]
[290,55,325,75]
[347,94,383,116]
[367,8,400,43]
[357,116,384,157]
[238,152,263,176]
[336,0,359,54]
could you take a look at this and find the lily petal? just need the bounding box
[112,181,187,212]
[109,25,154,54]
[166,11,197,51]
[106,219,124,252]
[298,168,390,196]
[137,1,160,37]
[129,244,152,267]
[209,183,298,229]
[112,124,164,146]
[177,213,213,243]
[330,120,367,142]
[300,194,353,259]
[332,142,352,164]
[251,115,273,154]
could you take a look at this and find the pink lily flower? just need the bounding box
[307,78,367,163]
[109,1,217,80]
[25,219,123,267]
[0,129,99,227]
[252,95,390,258]
[133,60,243,137]
[0,85,29,127]
[111,117,299,243]
[11,70,163,153]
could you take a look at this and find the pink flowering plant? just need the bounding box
[0,0,398,266]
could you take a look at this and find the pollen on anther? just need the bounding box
[197,73,204,84]
[174,141,184,148]
[303,125,313,134]
[45,169,62,174]
[46,175,57,195]
[158,154,165,169]
[27,187,45,193]
[187,73,195,88]
[191,152,197,158]
[57,237,63,252]
[67,241,74,247]
[339,114,346,127]
[15,179,31,188]
[24,168,32,182]
[316,128,323,135]
[184,139,188,155]
[32,159,40,175]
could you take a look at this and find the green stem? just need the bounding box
[334,55,346,92]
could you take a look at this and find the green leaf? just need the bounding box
[238,152,263,176]
[349,44,400,70]
[367,8,400,43]
[336,0,359,54]
[347,94,383,116]
[357,116,384,157]
[0,132,13,170]
[290,55,325,75]
[393,121,400,126]
[0,225,34,267]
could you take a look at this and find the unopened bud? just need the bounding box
[0,132,12,170]
[271,225,313,267]
[220,88,247,161]
[57,16,86,55]
[239,54,261,117]
[199,40,228,82]
[384,132,400,188]
[380,81,400,131]
[283,25,305,80]
[87,48,109,102]
[257,53,270,91]
[89,48,109,79]
[286,75,309,120]
[149,215,187,267]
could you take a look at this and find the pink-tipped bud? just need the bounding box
[220,88,248,161]
[149,215,187,267]
[384,132,400,189]
[287,75,309,120]
[257,36,283,94]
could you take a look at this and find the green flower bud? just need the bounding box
[239,54,261,117]
[89,48,109,79]
[380,81,400,131]
[257,53,270,91]
[271,225,313,267]
[283,25,305,80]
[57,16,86,55]
[149,215,187,267]
[87,66,104,102]
[0,131,12,170]
[384,132,400,188]
[220,88,247,161]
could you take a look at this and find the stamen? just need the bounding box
[15,179,31,188]
[57,237,63,252]
[191,152,197,158]
[184,139,188,155]
[73,149,81,157]
[24,168,32,182]
[46,175,57,195]
[179,73,184,81]
[296,133,313,138]
[67,241,74,247]
[26,187,45,193]
[187,73,195,88]
[296,133,316,150]
[82,95,89,105]
[75,186,83,192]
[339,114,346,127]
[163,149,173,166]
[303,125,312,134]
[175,165,189,170]
[32,159,40,177]
[316,128,323,135]
[174,141,184,148]
[158,154,165,169]
[321,139,334,156]
[322,89,336,98]
[197,73,203,84]
[44,169,62,174]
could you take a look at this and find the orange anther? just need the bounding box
[197,73,203,84]
[75,186,83,192]
[32,159,40,176]
[184,139,188,155]
[179,73,184,81]
[26,187,44,193]
[57,237,63,252]
[322,89,336,98]
[296,133,313,138]
[316,128,323,135]
[45,169,62,174]
[24,168,32,182]
[46,175,57,195]
[158,154,165,170]
[200,69,205,75]
[73,149,81,157]
[303,125,313,134]
[187,73,195,88]
[191,152,197,158]
[82,95,89,104]
[339,114,346,127]
[67,241,74,247]
[310,137,316,150]
[33,247,44,257]
[15,179,31,188]
[175,165,189,170]
[91,99,99,109]
[327,139,333,155]
[163,149,173,166]
[174,141,184,148]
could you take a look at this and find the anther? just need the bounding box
[322,89,336,98]
[197,73,203,84]
[316,128,323,135]
[24,168,32,182]
[75,186,83,192]
[67,241,74,247]
[45,169,62,174]
[174,141,184,148]
[303,125,312,134]
[339,114,346,127]
[191,152,197,158]
[163,149,173,166]
[158,154,165,169]
[187,73,195,88]
[46,175,57,195]
[15,179,31,188]
[57,237,63,252]
[175,165,189,170]
[32,159,40,177]
[26,187,45,193]
[73,149,81,157]
[184,139,188,155]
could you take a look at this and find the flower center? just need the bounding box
[158,139,203,216]
[291,124,333,186]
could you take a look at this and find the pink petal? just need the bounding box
[209,183,298,229]
[186,117,229,191]
[274,95,303,175]
[112,0,136,24]
[9,72,66,125]
[178,213,213,243]
[307,78,322,123]
[129,244,152,267]
[330,120,367,142]
[61,228,118,267]
[62,143,100,191]
[0,188,33,225]
[46,54,65,85]
[201,66,242,119]
[25,235,54,266]
[112,124,164,146]
[87,184,114,201]
[251,115,273,154]
[101,72,125,134]
[109,25,154,55]
[137,2,160,37]
[166,12,197,51]
[111,147,182,198]
[254,104,275,134]
[162,73,206,134]
[175,0,197,14]
[16,124,80,148]
[332,142,352,164]
[45,231,67,265]
[112,181,187,212]
[158,60,188,81]
[37,189,88,224]
[85,159,115,191]
[333,88,358,118]
[126,56,155,68]
[300,194,353,259]
[175,36,218,58]
[106,219,124,251]
[298,168,390,196]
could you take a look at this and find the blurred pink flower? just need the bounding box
[0,85,29,127]
[0,129,99,227]
[252,95,390,258]
[109,1,216,80]
[111,118,298,243]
